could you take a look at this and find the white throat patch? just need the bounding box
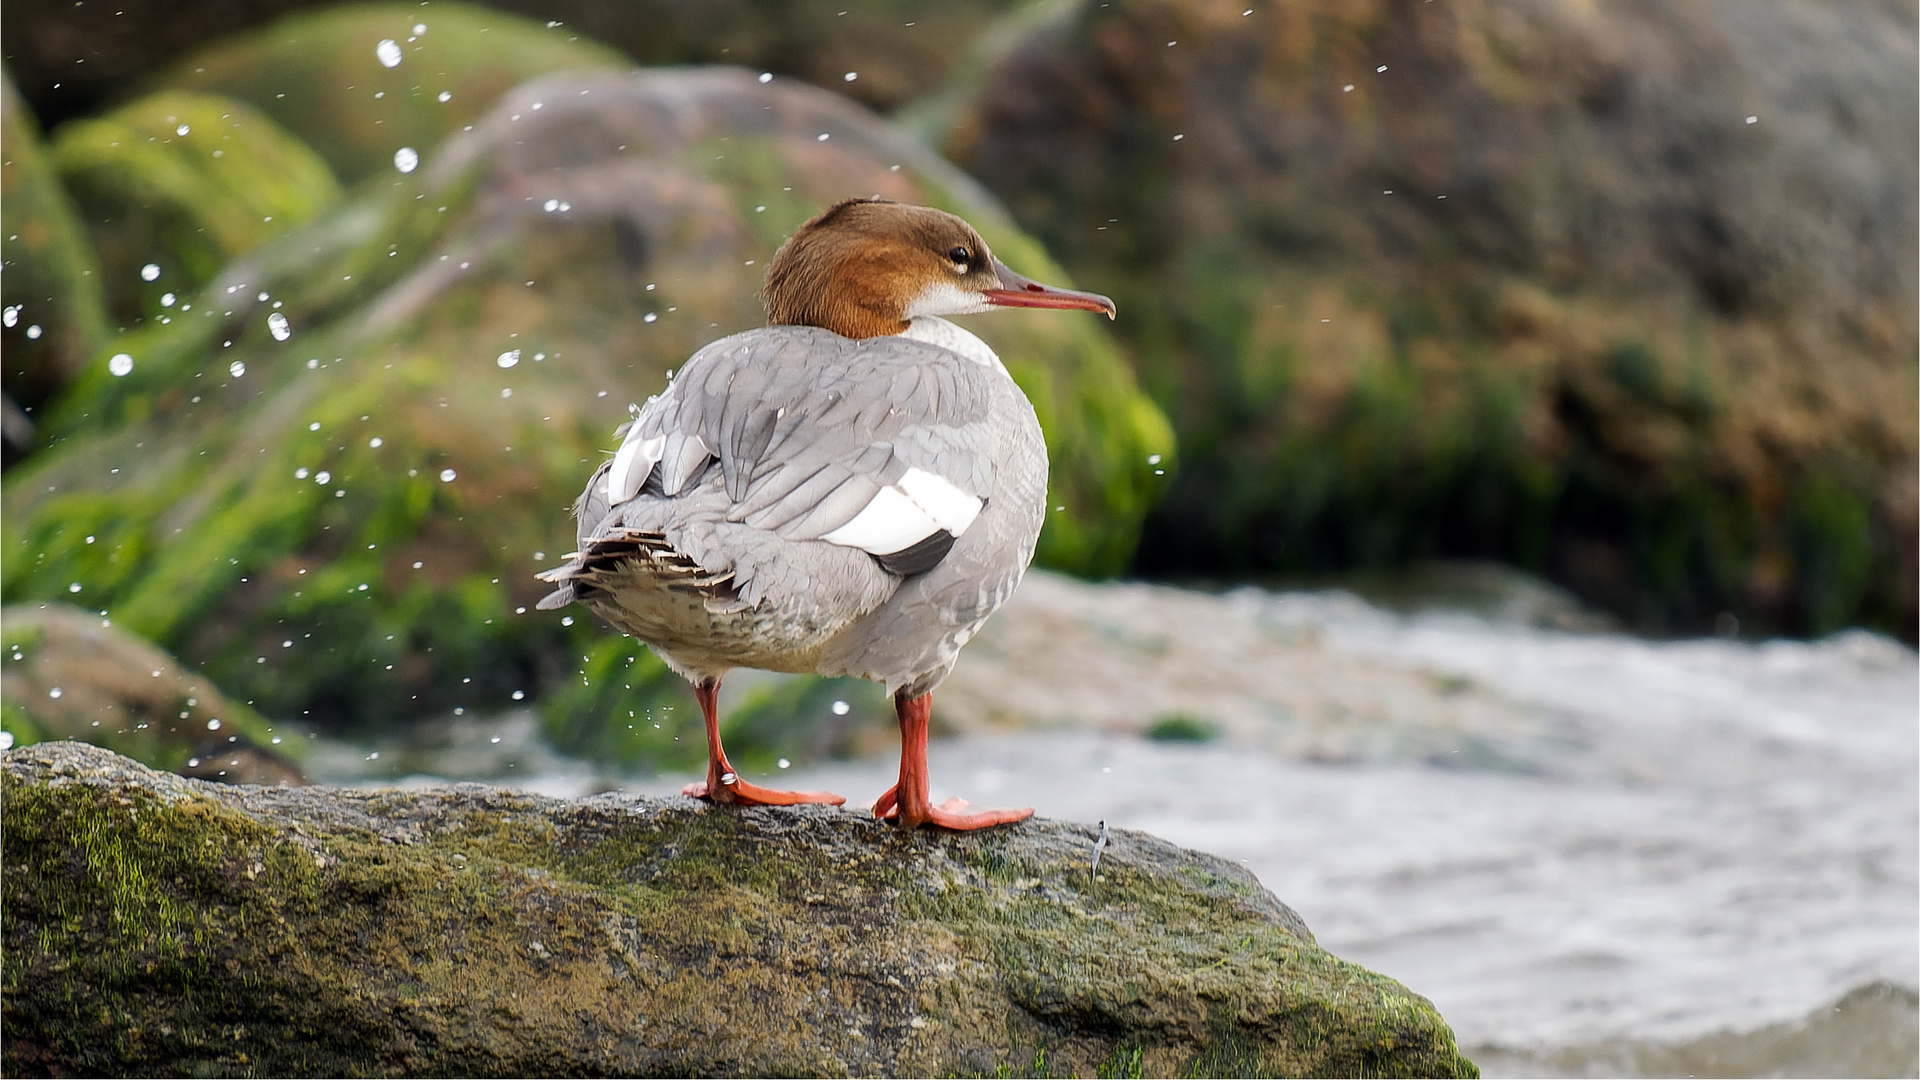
[899,316,1004,372]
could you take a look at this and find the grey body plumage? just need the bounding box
[538,318,1047,699]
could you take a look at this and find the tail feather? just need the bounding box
[533,528,737,609]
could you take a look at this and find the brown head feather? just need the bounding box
[763,198,1002,339]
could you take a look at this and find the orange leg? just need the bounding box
[873,691,1032,830]
[682,677,845,807]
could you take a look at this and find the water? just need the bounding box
[310,571,1918,1073]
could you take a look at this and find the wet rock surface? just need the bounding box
[2,741,1474,1078]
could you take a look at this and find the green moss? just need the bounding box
[161,2,629,184]
[5,744,1478,1076]
[51,91,343,325]
[1145,714,1218,743]
[1,71,111,414]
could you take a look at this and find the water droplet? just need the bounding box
[175,123,190,136]
[720,772,738,785]
[271,736,282,744]
[816,132,830,141]
[141,263,161,281]
[561,616,574,626]
[295,467,309,479]
[207,719,222,731]
[778,758,791,769]
[844,72,858,82]
[831,700,851,716]
[394,146,419,174]
[67,582,82,593]
[369,437,383,448]
[268,312,291,341]
[25,325,41,339]
[160,293,176,307]
[758,72,773,83]
[644,313,658,323]
[1343,84,1354,92]
[315,471,331,485]
[227,360,245,379]
[490,735,503,744]
[413,22,427,35]
[439,468,457,482]
[437,90,452,103]
[0,732,13,750]
[1,306,16,327]
[367,751,380,760]
[1376,65,1388,72]
[543,198,560,212]
[511,690,525,700]
[48,688,62,699]
[497,349,520,368]
[1147,453,1162,465]
[1746,115,1759,125]
[375,39,403,68]
[108,353,134,377]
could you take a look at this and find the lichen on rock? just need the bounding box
[2,741,1476,1078]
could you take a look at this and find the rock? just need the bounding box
[947,0,1919,640]
[0,741,1477,1078]
[1,66,1171,741]
[50,89,344,327]
[0,604,303,785]
[0,69,109,428]
[1471,982,1920,1079]
[6,0,1025,134]
[158,3,628,184]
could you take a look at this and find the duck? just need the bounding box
[537,197,1115,829]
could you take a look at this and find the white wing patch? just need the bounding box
[820,467,983,556]
[606,429,666,504]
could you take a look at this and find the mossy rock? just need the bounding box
[1,741,1477,1078]
[50,89,345,329]
[1,69,110,421]
[948,0,1918,640]
[2,68,1171,746]
[158,2,628,185]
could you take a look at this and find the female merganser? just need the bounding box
[538,198,1115,829]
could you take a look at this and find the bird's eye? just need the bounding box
[947,246,971,265]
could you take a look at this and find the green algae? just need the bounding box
[4,742,1477,1077]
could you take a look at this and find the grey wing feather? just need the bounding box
[625,327,996,542]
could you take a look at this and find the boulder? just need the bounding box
[0,741,1477,1078]
[1,67,1171,741]
[50,90,344,326]
[157,3,628,185]
[0,603,303,786]
[947,0,1919,639]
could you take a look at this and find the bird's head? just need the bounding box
[763,198,1116,339]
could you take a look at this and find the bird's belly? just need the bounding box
[580,580,853,677]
